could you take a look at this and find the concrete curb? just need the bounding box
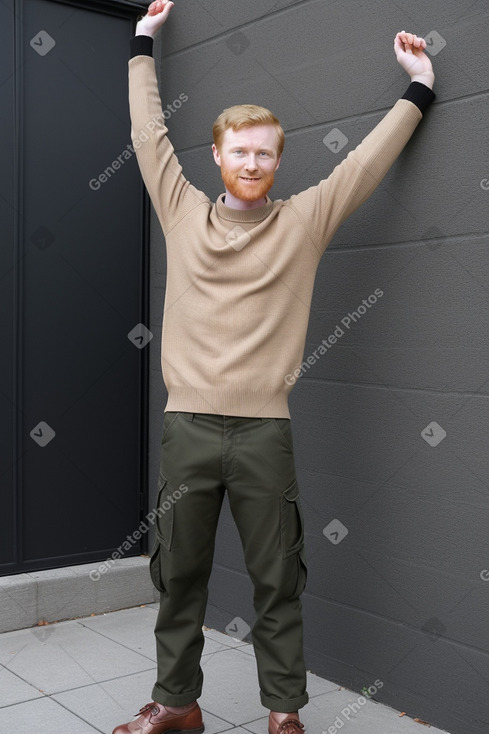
[0,556,158,633]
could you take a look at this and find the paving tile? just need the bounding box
[202,634,237,658]
[53,669,158,734]
[0,696,99,732]
[204,626,252,650]
[78,606,158,661]
[237,640,256,657]
[203,628,251,658]
[243,714,293,734]
[243,687,451,734]
[0,619,154,695]
[0,665,43,706]
[54,668,243,734]
[204,629,338,699]
[306,670,339,698]
[199,647,265,726]
[80,609,242,662]
[0,608,452,734]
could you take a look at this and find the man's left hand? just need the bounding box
[394,31,435,89]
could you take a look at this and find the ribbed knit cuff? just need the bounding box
[130,35,154,58]
[401,81,436,114]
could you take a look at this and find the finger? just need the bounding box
[148,0,166,15]
[399,31,410,51]
[147,1,161,15]
[162,1,174,15]
[411,37,427,55]
[400,31,413,45]
[393,32,405,51]
[161,2,174,20]
[394,30,426,55]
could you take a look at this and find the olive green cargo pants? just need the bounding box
[149,411,308,713]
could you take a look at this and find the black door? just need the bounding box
[1,0,150,574]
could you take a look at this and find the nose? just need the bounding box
[244,154,258,171]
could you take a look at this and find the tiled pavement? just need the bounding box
[0,603,451,734]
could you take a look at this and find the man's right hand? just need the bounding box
[136,0,174,38]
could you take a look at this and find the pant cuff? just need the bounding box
[260,690,309,712]
[151,682,202,707]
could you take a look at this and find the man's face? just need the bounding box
[212,124,282,203]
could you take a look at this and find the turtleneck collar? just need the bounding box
[215,193,274,223]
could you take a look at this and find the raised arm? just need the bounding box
[129,0,208,235]
[287,31,436,256]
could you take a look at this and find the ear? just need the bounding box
[274,154,282,172]
[212,143,221,167]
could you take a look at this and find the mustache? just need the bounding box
[220,163,275,201]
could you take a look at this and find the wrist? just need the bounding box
[135,20,155,38]
[410,71,435,89]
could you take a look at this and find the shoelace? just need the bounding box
[135,703,160,717]
[276,719,305,733]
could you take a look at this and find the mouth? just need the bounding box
[240,176,261,182]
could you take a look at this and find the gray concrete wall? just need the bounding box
[146,3,489,733]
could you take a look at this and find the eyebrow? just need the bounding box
[229,145,275,152]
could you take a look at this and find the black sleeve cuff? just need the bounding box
[130,35,154,58]
[401,81,436,114]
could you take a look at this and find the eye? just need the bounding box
[259,151,269,156]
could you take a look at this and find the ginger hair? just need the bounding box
[212,104,285,157]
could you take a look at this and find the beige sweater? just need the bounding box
[128,53,430,419]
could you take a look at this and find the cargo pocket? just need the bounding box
[289,546,308,600]
[149,542,165,592]
[154,474,174,552]
[280,480,305,559]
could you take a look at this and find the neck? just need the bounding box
[223,189,267,210]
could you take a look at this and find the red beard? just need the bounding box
[220,163,275,203]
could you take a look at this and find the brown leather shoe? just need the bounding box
[268,712,305,734]
[112,701,204,733]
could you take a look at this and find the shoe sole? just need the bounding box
[164,727,204,734]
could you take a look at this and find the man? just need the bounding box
[114,3,435,733]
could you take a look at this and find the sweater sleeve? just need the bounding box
[128,51,209,236]
[286,91,434,257]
